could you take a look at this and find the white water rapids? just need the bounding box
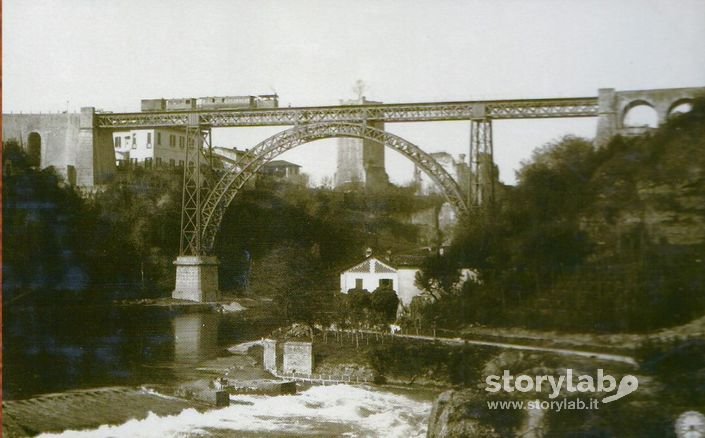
[38,384,433,437]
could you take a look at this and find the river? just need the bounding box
[36,385,433,437]
[4,303,435,437]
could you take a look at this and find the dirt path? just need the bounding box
[352,329,639,367]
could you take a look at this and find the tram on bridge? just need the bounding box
[140,94,279,112]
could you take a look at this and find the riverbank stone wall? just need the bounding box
[283,342,313,375]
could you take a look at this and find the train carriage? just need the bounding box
[141,98,166,112]
[140,94,278,112]
[198,96,255,110]
[166,98,197,111]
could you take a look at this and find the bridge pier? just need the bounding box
[595,88,617,148]
[172,256,220,302]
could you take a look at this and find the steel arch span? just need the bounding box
[199,122,469,253]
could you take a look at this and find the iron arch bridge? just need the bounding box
[197,122,468,254]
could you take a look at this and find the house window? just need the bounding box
[147,132,152,148]
[156,157,162,167]
[355,279,363,289]
[157,132,162,145]
[169,159,176,167]
[379,279,393,288]
[114,137,121,149]
[169,135,176,147]
[179,137,185,148]
[145,157,153,168]
[131,133,136,149]
[179,160,184,167]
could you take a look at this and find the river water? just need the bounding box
[3,304,276,399]
[4,304,435,437]
[37,385,433,437]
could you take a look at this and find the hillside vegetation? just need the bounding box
[418,97,705,332]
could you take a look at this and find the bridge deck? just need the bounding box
[96,96,599,129]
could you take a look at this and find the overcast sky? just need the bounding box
[4,0,705,185]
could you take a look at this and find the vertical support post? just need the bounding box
[179,114,204,256]
[469,104,494,207]
[173,115,220,302]
[595,88,617,148]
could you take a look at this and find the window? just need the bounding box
[145,157,153,168]
[188,138,194,147]
[379,279,393,288]
[355,279,363,289]
[178,160,184,167]
[114,137,121,149]
[169,159,176,167]
[169,135,176,147]
[131,133,137,149]
[147,132,152,148]
[179,137,185,148]
[156,157,162,167]
[157,132,162,145]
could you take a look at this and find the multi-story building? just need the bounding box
[413,152,471,197]
[112,128,201,168]
[334,97,389,191]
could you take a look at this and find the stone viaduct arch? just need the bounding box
[199,122,469,254]
[595,87,702,145]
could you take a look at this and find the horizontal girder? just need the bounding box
[95,97,599,129]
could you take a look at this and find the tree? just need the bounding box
[249,242,334,331]
[414,253,462,302]
[369,286,400,325]
[346,288,371,329]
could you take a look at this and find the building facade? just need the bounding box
[339,255,425,307]
[414,152,471,197]
[112,128,200,168]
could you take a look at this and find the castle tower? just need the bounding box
[334,97,389,191]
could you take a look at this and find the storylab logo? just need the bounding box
[485,369,639,404]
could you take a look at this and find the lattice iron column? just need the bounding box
[469,106,495,207]
[173,114,220,302]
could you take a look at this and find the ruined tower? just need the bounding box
[334,97,389,191]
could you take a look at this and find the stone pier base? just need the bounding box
[172,256,220,302]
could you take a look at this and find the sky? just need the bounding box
[3,0,705,185]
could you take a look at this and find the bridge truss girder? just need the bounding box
[197,122,469,254]
[95,97,598,129]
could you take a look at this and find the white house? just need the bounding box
[339,256,425,306]
[112,128,201,168]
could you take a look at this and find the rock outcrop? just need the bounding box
[426,389,502,438]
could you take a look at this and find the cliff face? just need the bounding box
[426,389,501,438]
[584,109,705,249]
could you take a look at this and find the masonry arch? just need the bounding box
[622,100,658,128]
[27,132,42,168]
[667,98,693,118]
[200,122,468,253]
